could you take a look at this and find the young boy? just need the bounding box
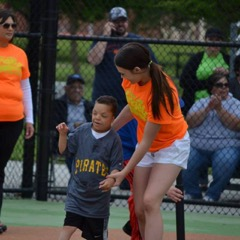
[56,95,123,240]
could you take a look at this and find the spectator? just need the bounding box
[52,74,93,172]
[229,54,240,100]
[87,6,157,240]
[0,9,34,234]
[180,27,230,190]
[87,6,158,112]
[180,27,229,116]
[183,72,240,202]
[56,96,123,240]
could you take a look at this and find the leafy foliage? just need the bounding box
[2,0,239,36]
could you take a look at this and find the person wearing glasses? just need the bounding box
[180,27,229,116]
[183,72,240,202]
[180,27,230,192]
[0,9,34,234]
[52,74,93,172]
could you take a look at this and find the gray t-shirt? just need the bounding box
[65,122,123,218]
[188,95,240,151]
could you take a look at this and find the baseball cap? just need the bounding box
[205,27,224,40]
[109,7,127,21]
[67,74,85,85]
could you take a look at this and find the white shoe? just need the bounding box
[203,195,214,202]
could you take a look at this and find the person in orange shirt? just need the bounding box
[0,9,34,234]
[107,42,190,240]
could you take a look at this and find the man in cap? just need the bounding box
[87,6,158,240]
[88,6,157,112]
[52,74,93,172]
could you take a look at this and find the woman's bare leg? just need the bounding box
[143,164,181,240]
[133,166,151,239]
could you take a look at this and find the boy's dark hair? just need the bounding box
[96,95,118,117]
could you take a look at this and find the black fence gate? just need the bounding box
[2,0,240,220]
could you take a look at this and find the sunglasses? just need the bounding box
[1,23,17,29]
[214,83,229,88]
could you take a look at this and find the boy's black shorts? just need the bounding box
[64,211,108,240]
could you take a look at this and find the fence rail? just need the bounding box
[2,0,240,219]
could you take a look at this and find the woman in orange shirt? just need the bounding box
[107,42,190,240]
[0,9,34,234]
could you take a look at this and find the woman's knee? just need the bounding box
[143,195,162,214]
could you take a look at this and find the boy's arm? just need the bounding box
[99,169,119,192]
[56,122,69,154]
[58,133,67,154]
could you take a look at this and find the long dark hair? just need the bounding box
[0,9,16,24]
[114,42,174,119]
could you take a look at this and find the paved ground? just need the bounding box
[2,226,240,240]
[1,199,240,240]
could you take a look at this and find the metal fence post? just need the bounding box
[175,171,185,240]
[22,0,42,198]
[36,0,59,201]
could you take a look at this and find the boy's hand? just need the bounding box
[99,178,115,192]
[166,186,183,202]
[56,122,69,134]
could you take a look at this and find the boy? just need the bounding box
[56,95,123,240]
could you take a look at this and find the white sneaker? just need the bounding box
[203,195,214,202]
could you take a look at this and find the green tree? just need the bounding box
[3,0,239,37]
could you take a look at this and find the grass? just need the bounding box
[10,131,25,161]
[2,199,240,236]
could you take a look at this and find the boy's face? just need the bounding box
[92,103,115,133]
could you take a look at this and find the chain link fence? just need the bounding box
[2,0,240,216]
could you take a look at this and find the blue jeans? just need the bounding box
[182,146,240,201]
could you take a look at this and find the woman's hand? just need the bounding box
[209,94,222,111]
[25,123,34,139]
[106,170,126,187]
[214,67,229,75]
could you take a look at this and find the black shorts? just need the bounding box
[64,211,108,240]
